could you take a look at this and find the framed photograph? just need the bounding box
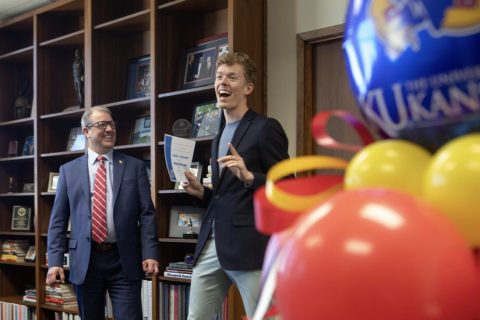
[66,127,85,151]
[191,101,222,138]
[174,162,203,190]
[22,183,34,193]
[22,136,34,156]
[169,206,203,238]
[8,140,19,157]
[11,205,32,231]
[47,172,59,192]
[130,114,151,144]
[178,35,228,90]
[127,55,151,99]
[25,246,36,262]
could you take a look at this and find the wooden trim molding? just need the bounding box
[296,24,344,156]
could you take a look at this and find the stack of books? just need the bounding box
[45,283,78,309]
[0,239,29,262]
[163,261,193,280]
[22,288,37,304]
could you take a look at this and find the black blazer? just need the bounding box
[194,109,289,270]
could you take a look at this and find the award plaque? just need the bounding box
[11,205,32,231]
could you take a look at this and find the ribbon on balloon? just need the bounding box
[254,110,375,234]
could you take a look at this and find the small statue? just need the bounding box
[14,80,32,119]
[72,49,84,107]
[8,177,15,193]
[183,218,198,239]
[186,219,194,234]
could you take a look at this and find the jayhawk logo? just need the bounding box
[370,0,480,59]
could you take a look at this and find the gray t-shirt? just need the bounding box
[217,120,240,174]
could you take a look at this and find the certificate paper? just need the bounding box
[164,134,196,182]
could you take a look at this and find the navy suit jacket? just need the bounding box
[194,109,289,270]
[47,151,159,284]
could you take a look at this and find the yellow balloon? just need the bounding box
[345,140,431,195]
[423,133,480,246]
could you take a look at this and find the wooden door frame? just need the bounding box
[296,24,344,156]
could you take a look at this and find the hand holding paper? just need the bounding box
[164,134,196,182]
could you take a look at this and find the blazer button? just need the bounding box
[214,195,220,200]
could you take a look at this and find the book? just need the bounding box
[163,271,192,279]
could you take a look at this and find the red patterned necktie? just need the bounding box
[92,156,107,243]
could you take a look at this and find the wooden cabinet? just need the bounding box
[0,0,265,319]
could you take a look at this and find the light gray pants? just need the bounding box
[187,239,262,320]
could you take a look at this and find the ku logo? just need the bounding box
[370,0,480,60]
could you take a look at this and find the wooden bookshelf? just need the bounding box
[0,0,265,319]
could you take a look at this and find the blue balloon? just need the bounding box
[343,0,480,151]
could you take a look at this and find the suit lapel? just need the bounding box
[211,132,221,188]
[112,152,126,206]
[80,154,90,202]
[217,109,255,187]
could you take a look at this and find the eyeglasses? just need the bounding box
[87,121,116,129]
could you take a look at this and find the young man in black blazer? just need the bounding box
[183,52,289,319]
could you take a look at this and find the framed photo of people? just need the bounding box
[191,101,222,138]
[127,55,151,99]
[178,34,228,90]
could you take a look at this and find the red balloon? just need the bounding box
[275,189,480,320]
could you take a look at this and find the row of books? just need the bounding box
[54,311,80,320]
[0,302,36,320]
[0,239,30,262]
[159,282,228,320]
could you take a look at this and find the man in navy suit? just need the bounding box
[183,52,289,319]
[46,106,159,320]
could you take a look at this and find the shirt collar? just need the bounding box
[88,148,113,165]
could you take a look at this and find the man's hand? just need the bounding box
[182,170,205,199]
[142,259,160,276]
[46,267,65,285]
[217,143,254,184]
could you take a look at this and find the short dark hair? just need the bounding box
[216,52,256,85]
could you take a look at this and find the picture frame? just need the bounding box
[22,136,34,156]
[22,183,34,193]
[191,101,222,138]
[127,55,151,99]
[47,172,59,192]
[178,34,228,90]
[169,206,203,238]
[11,205,32,231]
[66,127,85,151]
[130,114,151,144]
[174,162,203,190]
[8,140,19,157]
[25,246,36,262]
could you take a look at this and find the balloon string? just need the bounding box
[266,155,348,212]
[311,110,375,152]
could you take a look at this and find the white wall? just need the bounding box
[267,0,349,156]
